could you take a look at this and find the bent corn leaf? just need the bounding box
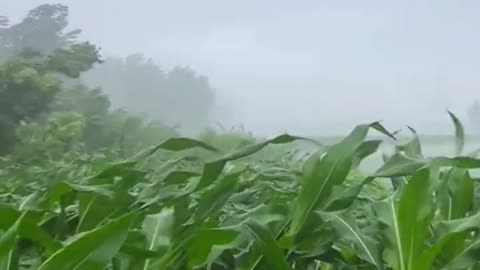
[195,134,317,190]
[37,213,135,270]
[448,110,465,156]
[141,207,174,270]
[320,211,384,269]
[290,123,384,235]
[244,221,292,270]
[375,169,433,270]
[131,137,219,162]
[0,213,25,270]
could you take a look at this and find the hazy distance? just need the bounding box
[4,0,480,136]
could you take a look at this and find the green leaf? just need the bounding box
[195,134,318,190]
[290,123,375,235]
[445,236,480,269]
[155,137,219,152]
[396,131,422,158]
[141,207,174,270]
[0,204,61,253]
[188,226,241,268]
[324,178,372,212]
[375,153,480,178]
[76,193,110,233]
[244,221,292,270]
[0,214,25,270]
[370,121,398,140]
[424,168,474,264]
[39,181,115,210]
[131,137,218,161]
[319,211,384,269]
[435,211,480,237]
[418,212,480,269]
[76,170,137,233]
[352,140,382,169]
[37,212,135,270]
[89,161,137,181]
[269,134,322,147]
[193,171,242,224]
[375,169,434,270]
[162,171,200,186]
[448,110,465,156]
[373,153,425,178]
[0,204,23,231]
[136,170,199,203]
[430,156,480,168]
[76,189,134,233]
[438,169,473,220]
[194,161,227,191]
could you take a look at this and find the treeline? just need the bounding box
[0,4,224,161]
[81,54,215,133]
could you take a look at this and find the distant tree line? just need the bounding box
[81,54,215,133]
[0,4,218,158]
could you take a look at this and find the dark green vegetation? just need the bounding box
[4,4,480,270]
[0,4,217,158]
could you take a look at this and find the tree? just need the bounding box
[81,54,216,134]
[0,4,101,155]
[0,4,80,60]
[14,111,86,162]
[0,44,100,155]
[52,84,111,150]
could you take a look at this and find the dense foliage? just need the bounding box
[4,3,480,270]
[0,44,100,154]
[3,110,480,269]
[0,3,220,158]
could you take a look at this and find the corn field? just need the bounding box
[1,112,480,270]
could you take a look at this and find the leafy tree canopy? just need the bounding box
[0,44,100,155]
[0,4,101,155]
[0,3,209,158]
[0,4,81,60]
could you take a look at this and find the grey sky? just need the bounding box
[3,0,480,135]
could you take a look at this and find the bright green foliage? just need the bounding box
[4,4,480,270]
[53,84,179,155]
[244,221,292,270]
[0,44,100,156]
[0,4,101,156]
[0,213,25,270]
[0,53,61,154]
[3,113,480,269]
[375,169,434,270]
[14,112,86,162]
[37,213,135,270]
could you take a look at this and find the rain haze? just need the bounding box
[3,0,480,136]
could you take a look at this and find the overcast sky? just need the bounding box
[3,0,480,135]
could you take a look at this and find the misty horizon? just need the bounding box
[3,0,480,136]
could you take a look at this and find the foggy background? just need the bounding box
[3,0,480,136]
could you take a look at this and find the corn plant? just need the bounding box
[2,112,480,269]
